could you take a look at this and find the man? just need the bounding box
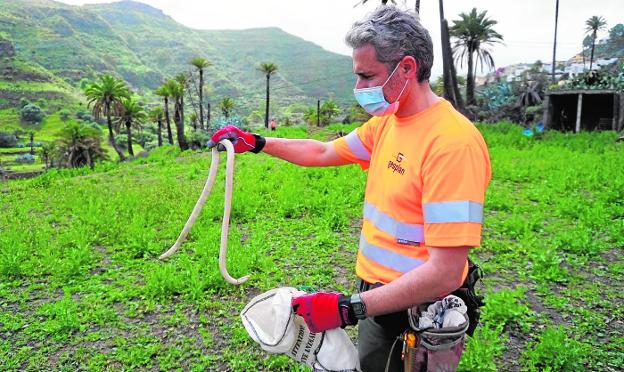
[208,5,491,371]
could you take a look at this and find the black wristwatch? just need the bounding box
[350,293,367,320]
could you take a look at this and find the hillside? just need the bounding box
[0,0,355,113]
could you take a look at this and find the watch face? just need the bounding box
[351,295,366,319]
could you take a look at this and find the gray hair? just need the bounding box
[345,5,433,82]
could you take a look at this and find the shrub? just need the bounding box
[36,98,48,109]
[186,129,209,150]
[114,134,128,150]
[58,109,71,121]
[20,104,45,124]
[15,154,35,164]
[19,97,30,109]
[0,132,18,147]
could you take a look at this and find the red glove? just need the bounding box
[292,292,357,333]
[207,125,265,154]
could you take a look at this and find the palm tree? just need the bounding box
[189,57,212,131]
[84,74,129,161]
[55,122,108,169]
[320,100,341,126]
[551,0,560,81]
[257,62,278,129]
[149,107,164,147]
[166,79,189,150]
[585,16,607,70]
[117,97,147,157]
[450,8,503,105]
[155,84,174,145]
[219,97,235,119]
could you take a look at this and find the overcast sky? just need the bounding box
[56,0,622,78]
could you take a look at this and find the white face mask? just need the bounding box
[353,62,408,116]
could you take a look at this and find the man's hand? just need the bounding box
[291,292,357,333]
[207,125,266,154]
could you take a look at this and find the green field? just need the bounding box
[1,123,623,371]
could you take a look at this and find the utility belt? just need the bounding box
[358,259,484,372]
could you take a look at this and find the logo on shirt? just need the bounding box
[388,152,406,175]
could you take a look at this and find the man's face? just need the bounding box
[352,44,405,103]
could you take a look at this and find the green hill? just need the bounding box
[0,0,355,113]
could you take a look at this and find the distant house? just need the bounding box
[543,89,623,132]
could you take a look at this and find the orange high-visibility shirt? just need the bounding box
[333,99,491,284]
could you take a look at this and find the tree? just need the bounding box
[303,107,318,126]
[189,57,212,131]
[166,78,189,150]
[257,62,278,129]
[220,97,235,118]
[155,84,174,145]
[117,96,146,157]
[20,104,45,124]
[609,24,624,41]
[320,100,341,126]
[450,8,503,105]
[585,16,607,70]
[54,122,108,169]
[439,0,463,109]
[148,107,164,147]
[189,112,198,130]
[84,74,130,161]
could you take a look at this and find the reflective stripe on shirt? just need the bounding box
[344,130,371,161]
[423,200,483,224]
[359,234,425,273]
[363,201,424,244]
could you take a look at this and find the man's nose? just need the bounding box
[355,78,368,90]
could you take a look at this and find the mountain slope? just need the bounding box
[0,0,355,113]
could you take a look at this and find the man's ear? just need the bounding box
[401,56,418,80]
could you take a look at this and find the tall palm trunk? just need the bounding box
[264,74,270,129]
[157,118,163,147]
[198,69,205,131]
[415,0,420,13]
[174,99,188,150]
[551,0,559,81]
[207,102,211,129]
[125,120,134,157]
[163,97,173,145]
[439,0,458,108]
[589,32,597,70]
[106,103,126,161]
[466,48,476,105]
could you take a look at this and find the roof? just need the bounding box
[546,89,620,96]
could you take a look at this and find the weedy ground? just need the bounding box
[1,123,622,371]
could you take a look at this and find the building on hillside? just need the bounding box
[543,89,623,132]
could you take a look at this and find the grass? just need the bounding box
[0,122,623,370]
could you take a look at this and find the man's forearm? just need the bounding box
[262,137,335,167]
[360,247,468,316]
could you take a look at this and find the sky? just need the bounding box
[56,0,623,79]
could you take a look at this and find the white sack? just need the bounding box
[241,287,360,371]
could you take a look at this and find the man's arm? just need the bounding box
[360,246,469,316]
[262,137,351,167]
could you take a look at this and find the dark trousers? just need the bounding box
[357,279,409,372]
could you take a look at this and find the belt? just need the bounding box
[357,278,384,293]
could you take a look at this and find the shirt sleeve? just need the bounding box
[332,119,376,170]
[421,143,491,248]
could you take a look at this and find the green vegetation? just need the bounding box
[1,123,622,370]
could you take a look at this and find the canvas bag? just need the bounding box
[241,287,361,371]
[404,295,469,371]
